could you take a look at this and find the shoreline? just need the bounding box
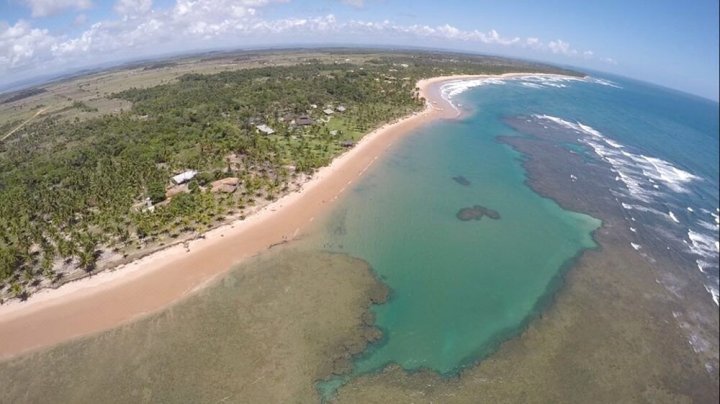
[0,72,567,360]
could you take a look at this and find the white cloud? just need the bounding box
[74,14,88,26]
[0,20,57,67]
[347,21,521,46]
[114,0,152,17]
[548,39,577,56]
[52,23,102,57]
[0,0,615,87]
[21,0,92,17]
[341,0,364,7]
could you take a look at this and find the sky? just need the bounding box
[1,0,718,101]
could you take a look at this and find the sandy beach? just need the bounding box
[0,73,552,359]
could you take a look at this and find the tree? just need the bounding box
[188,180,200,193]
[10,282,28,300]
[148,180,167,204]
[1,52,574,287]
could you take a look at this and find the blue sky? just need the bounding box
[1,0,718,101]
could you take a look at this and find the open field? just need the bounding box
[0,49,578,132]
[0,50,403,128]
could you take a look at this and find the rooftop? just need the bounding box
[171,170,197,185]
[295,115,314,125]
[256,124,275,135]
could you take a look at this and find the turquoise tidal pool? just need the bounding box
[314,93,600,380]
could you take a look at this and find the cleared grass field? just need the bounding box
[0,50,379,133]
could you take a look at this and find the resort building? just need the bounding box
[256,124,275,135]
[295,115,314,126]
[336,105,346,112]
[171,170,197,185]
[323,108,334,115]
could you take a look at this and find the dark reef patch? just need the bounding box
[452,176,471,186]
[456,205,501,221]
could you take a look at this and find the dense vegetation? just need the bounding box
[0,51,581,298]
[0,88,47,105]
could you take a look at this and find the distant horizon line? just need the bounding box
[1,43,717,104]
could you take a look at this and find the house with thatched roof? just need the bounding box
[211,177,240,193]
[295,115,314,126]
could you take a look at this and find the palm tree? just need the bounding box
[78,249,96,272]
[10,282,28,300]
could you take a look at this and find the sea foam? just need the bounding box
[532,115,700,200]
[532,113,718,306]
[439,74,614,107]
[688,229,720,256]
[705,285,719,306]
[586,77,623,88]
[440,78,507,100]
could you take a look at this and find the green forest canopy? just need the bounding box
[0,51,581,297]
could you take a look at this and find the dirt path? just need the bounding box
[1,107,47,142]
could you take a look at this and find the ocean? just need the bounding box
[316,72,719,392]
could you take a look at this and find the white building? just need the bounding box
[172,170,197,185]
[256,124,275,135]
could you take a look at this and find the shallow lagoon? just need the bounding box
[315,106,599,377]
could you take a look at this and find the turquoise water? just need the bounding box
[314,74,719,394]
[316,92,600,377]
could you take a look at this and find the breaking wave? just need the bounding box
[439,74,618,105]
[532,114,719,306]
[532,114,699,199]
[586,77,623,88]
[441,77,508,100]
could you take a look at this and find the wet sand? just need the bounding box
[0,73,543,359]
